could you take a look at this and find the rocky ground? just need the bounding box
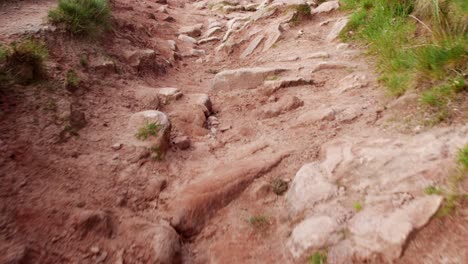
[0,0,467,263]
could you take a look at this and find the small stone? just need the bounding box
[190,49,206,57]
[207,116,220,126]
[167,40,178,51]
[90,246,100,254]
[112,143,122,150]
[173,136,191,150]
[158,6,168,13]
[178,24,203,37]
[219,125,231,132]
[178,34,197,44]
[163,15,175,22]
[336,43,349,50]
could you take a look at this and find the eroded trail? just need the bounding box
[0,0,467,263]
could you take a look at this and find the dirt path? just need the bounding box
[0,0,467,263]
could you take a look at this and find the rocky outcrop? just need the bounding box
[170,152,288,236]
[285,126,468,262]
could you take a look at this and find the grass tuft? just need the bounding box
[457,145,468,169]
[353,202,363,212]
[271,178,288,195]
[66,70,80,90]
[424,185,443,195]
[308,251,327,264]
[48,0,111,36]
[3,39,48,84]
[135,122,162,140]
[248,215,269,228]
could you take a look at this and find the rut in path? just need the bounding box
[0,0,467,264]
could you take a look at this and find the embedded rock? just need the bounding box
[211,67,287,90]
[127,110,171,151]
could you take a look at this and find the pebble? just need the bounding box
[112,143,123,150]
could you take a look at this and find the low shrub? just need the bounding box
[4,39,48,84]
[48,0,111,36]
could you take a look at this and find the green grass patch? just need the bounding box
[308,251,327,264]
[135,122,162,140]
[435,145,468,217]
[66,70,80,90]
[457,145,468,169]
[424,185,443,195]
[353,202,363,212]
[48,0,111,36]
[149,145,164,161]
[248,215,269,228]
[340,0,467,100]
[289,4,311,26]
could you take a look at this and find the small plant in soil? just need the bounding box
[149,145,164,161]
[65,70,80,91]
[457,145,468,169]
[135,122,162,140]
[248,215,269,229]
[79,54,89,67]
[271,178,288,195]
[44,100,58,112]
[308,251,327,264]
[424,186,443,195]
[353,202,363,212]
[290,4,311,26]
[48,0,111,36]
[436,145,468,217]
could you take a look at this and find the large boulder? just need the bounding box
[211,67,287,90]
[127,110,171,151]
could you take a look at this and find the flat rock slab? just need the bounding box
[241,34,265,58]
[258,95,304,118]
[211,67,287,90]
[178,34,197,44]
[157,87,183,100]
[327,17,349,41]
[263,24,283,52]
[312,0,339,14]
[178,24,203,37]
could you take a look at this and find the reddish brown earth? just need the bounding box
[0,0,467,263]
